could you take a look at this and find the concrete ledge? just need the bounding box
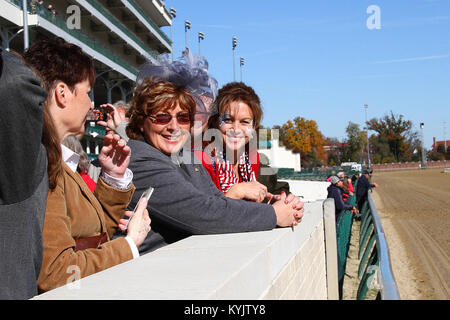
[284,180,329,202]
[323,198,339,299]
[34,200,333,300]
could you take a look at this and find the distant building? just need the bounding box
[432,137,450,152]
[258,137,301,172]
[1,0,173,158]
[323,141,348,164]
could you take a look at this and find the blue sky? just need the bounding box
[162,0,450,149]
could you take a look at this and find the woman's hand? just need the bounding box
[285,192,304,213]
[272,192,304,227]
[225,181,273,203]
[119,197,151,248]
[97,103,123,132]
[98,132,130,178]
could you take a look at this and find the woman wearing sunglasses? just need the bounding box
[124,79,304,254]
[99,49,218,148]
[135,49,218,144]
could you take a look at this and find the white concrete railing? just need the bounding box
[34,181,337,300]
[285,180,329,202]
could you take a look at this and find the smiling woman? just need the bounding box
[125,79,196,155]
[200,82,272,202]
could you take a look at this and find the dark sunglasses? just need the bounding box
[148,112,191,125]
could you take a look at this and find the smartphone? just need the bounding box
[96,107,107,123]
[124,186,154,230]
[86,108,107,123]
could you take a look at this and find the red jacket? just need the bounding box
[348,181,354,193]
[342,181,354,202]
[193,149,260,192]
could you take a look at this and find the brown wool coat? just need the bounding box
[37,162,135,293]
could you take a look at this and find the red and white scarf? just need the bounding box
[215,152,256,193]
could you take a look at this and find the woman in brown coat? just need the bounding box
[23,37,151,293]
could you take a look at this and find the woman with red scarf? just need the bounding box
[197,82,283,203]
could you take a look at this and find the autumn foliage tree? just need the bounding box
[282,117,326,168]
[367,111,419,163]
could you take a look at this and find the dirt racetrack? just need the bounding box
[371,168,450,300]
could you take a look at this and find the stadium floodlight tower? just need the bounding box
[444,121,447,153]
[184,20,191,49]
[240,57,245,82]
[169,8,176,60]
[198,32,205,56]
[420,122,427,168]
[232,36,238,81]
[364,104,371,169]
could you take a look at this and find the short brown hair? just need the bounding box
[23,37,95,92]
[126,79,196,140]
[23,37,95,190]
[208,82,263,130]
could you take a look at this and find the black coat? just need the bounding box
[356,175,375,201]
[327,184,353,216]
[0,49,48,299]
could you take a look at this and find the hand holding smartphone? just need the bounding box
[124,186,154,231]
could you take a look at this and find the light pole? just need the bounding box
[22,0,29,50]
[232,36,237,81]
[198,32,204,57]
[184,20,191,49]
[169,8,176,61]
[364,104,371,169]
[420,123,427,168]
[240,57,244,82]
[444,121,447,153]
